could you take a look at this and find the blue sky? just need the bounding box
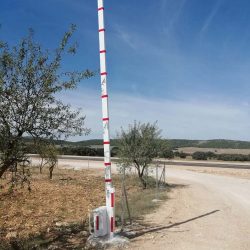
[1,0,250,140]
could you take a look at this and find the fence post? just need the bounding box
[155,163,159,200]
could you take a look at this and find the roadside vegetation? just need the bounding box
[191,151,250,162]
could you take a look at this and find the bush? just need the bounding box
[179,151,188,159]
[206,151,216,159]
[192,151,208,160]
[174,151,188,158]
[60,147,97,156]
[217,154,250,162]
[159,149,174,159]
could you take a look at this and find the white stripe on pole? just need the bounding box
[97,0,115,238]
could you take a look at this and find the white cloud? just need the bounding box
[161,0,187,36]
[113,26,137,50]
[59,88,250,141]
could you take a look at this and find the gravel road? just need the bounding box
[128,167,250,250]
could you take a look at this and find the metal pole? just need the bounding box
[164,162,166,184]
[120,170,125,230]
[156,163,159,200]
[122,166,132,225]
[97,0,115,238]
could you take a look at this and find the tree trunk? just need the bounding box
[39,158,44,174]
[49,165,54,180]
[135,162,147,189]
[139,173,147,189]
[0,158,14,178]
[0,165,9,178]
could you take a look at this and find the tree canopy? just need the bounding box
[0,25,93,178]
[117,121,162,188]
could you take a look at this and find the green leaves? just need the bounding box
[0,25,94,177]
[117,121,162,188]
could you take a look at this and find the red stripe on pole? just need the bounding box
[98,7,104,11]
[101,72,107,76]
[103,118,109,121]
[105,179,112,182]
[111,217,114,232]
[100,50,106,53]
[101,94,108,98]
[111,193,114,207]
[104,162,111,166]
[103,141,110,144]
[99,28,105,32]
[96,216,99,230]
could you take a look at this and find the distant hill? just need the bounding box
[166,139,250,149]
[63,139,250,149]
[23,137,250,149]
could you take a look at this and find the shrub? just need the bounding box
[179,151,188,159]
[159,149,174,159]
[192,151,208,160]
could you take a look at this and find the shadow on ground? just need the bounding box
[121,209,220,239]
[166,183,189,189]
[0,222,92,250]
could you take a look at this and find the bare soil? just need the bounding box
[125,167,250,250]
[171,165,250,179]
[0,168,107,249]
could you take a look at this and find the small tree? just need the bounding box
[37,141,58,179]
[117,121,162,189]
[0,25,93,178]
[159,148,174,159]
[192,151,208,160]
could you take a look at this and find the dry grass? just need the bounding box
[0,168,105,239]
[0,167,169,249]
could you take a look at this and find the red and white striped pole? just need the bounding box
[97,0,115,238]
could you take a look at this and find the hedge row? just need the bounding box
[192,151,250,161]
[161,150,250,162]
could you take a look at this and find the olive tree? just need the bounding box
[0,25,93,178]
[117,121,162,189]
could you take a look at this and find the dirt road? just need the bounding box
[30,158,250,249]
[128,167,250,250]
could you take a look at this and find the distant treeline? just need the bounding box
[25,144,118,157]
[25,143,250,162]
[22,137,250,149]
[167,139,250,149]
[191,151,250,161]
[175,151,250,162]
[60,147,118,157]
[23,137,250,161]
